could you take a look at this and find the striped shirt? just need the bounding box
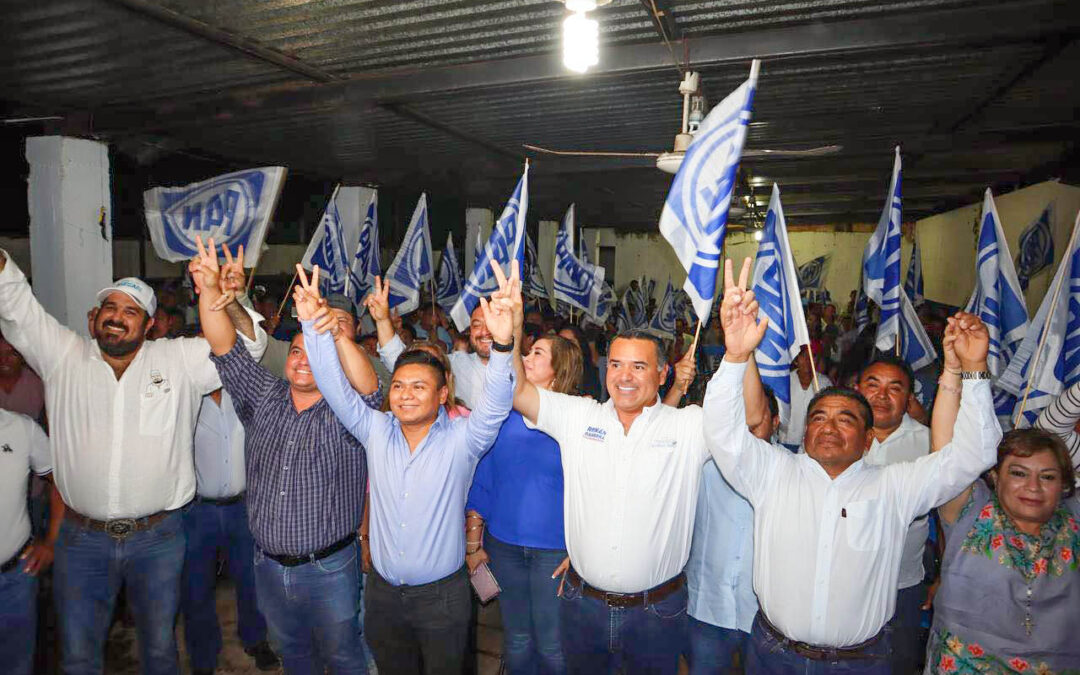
[1034,382,1080,469]
[211,343,381,556]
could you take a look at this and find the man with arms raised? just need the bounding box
[0,244,265,675]
[706,259,1001,674]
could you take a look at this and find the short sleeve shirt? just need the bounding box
[0,409,51,560]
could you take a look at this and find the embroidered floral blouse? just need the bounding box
[927,481,1080,674]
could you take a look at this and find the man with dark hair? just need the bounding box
[705,259,1001,674]
[0,246,265,675]
[0,330,44,420]
[779,346,832,451]
[856,353,933,674]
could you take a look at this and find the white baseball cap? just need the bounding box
[96,278,157,316]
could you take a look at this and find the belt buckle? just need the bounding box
[105,518,137,539]
[603,591,627,606]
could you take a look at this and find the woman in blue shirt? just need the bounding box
[466,334,582,675]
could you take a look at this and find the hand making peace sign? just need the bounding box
[292,264,326,323]
[483,259,519,345]
[720,257,769,362]
[189,235,223,302]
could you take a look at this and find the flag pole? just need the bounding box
[1015,209,1080,425]
[274,267,300,320]
[806,344,822,393]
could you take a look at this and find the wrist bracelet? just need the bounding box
[491,338,514,353]
[937,378,962,395]
[960,370,992,380]
[944,367,961,375]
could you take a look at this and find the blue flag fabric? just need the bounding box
[751,184,811,407]
[144,167,287,266]
[861,147,904,351]
[649,279,679,338]
[435,233,464,314]
[797,254,831,304]
[1015,203,1055,291]
[627,282,648,328]
[615,293,632,332]
[524,232,549,300]
[451,165,529,331]
[998,212,1080,427]
[897,292,938,372]
[659,61,759,324]
[307,186,350,294]
[553,205,606,315]
[964,189,1029,377]
[904,232,925,308]
[385,193,435,315]
[347,191,380,307]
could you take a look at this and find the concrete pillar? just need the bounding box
[538,220,558,308]
[25,136,113,336]
[464,207,493,275]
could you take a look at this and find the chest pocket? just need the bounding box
[844,499,884,552]
[139,385,177,437]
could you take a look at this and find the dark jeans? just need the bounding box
[687,616,748,675]
[889,583,927,675]
[558,570,688,675]
[365,565,472,675]
[181,499,267,671]
[0,563,37,675]
[746,613,891,675]
[54,511,186,675]
[485,532,567,675]
[254,541,367,674]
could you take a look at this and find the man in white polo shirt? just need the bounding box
[0,409,63,675]
[0,243,265,675]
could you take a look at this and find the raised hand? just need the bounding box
[480,259,518,345]
[672,349,696,394]
[720,257,768,362]
[309,303,341,338]
[210,244,246,311]
[949,311,989,371]
[292,264,325,322]
[942,317,962,373]
[190,236,223,300]
[363,276,391,323]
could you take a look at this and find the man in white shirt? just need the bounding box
[706,260,1000,674]
[449,303,494,408]
[856,354,932,675]
[0,409,63,675]
[0,245,265,675]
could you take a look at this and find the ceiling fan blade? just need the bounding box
[523,144,662,158]
[742,145,843,158]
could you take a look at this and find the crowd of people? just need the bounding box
[0,238,1077,675]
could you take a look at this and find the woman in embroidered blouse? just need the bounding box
[926,319,1080,675]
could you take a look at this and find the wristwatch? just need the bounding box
[491,338,514,353]
[960,370,992,380]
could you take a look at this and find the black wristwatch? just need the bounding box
[491,338,514,353]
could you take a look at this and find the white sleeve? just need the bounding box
[0,251,80,381]
[377,334,406,372]
[534,388,595,453]
[26,417,52,476]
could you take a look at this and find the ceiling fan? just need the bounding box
[524,70,842,175]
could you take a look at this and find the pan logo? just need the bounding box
[159,170,267,254]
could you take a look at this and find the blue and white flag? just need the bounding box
[964,189,1029,377]
[435,233,463,314]
[626,283,648,327]
[524,232,549,300]
[346,190,380,306]
[452,164,529,331]
[797,254,831,303]
[649,279,679,338]
[385,193,435,315]
[861,146,904,351]
[659,60,759,324]
[854,282,872,335]
[751,185,811,408]
[1016,203,1055,291]
[904,232,925,308]
[579,229,591,265]
[144,166,286,266]
[897,292,937,371]
[615,294,632,332]
[306,186,350,294]
[998,212,1080,427]
[554,205,606,316]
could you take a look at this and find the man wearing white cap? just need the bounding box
[0,247,266,675]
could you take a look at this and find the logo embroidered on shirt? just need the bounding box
[144,369,173,397]
[583,426,607,442]
[1,443,12,453]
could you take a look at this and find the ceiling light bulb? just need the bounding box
[563,11,599,73]
[565,0,597,12]
[753,229,764,241]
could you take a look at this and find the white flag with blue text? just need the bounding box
[306,186,350,294]
[998,212,1080,427]
[904,232,925,308]
[385,193,435,316]
[435,233,463,314]
[144,167,286,266]
[861,146,904,351]
[524,232,549,300]
[897,292,937,371]
[752,184,811,408]
[797,254,831,303]
[452,165,529,331]
[964,189,1029,377]
[649,278,679,338]
[554,205,606,315]
[347,190,380,306]
[659,61,759,324]
[1016,203,1055,291]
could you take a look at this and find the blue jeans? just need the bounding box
[687,616,748,675]
[746,614,891,675]
[254,541,367,674]
[485,533,567,675]
[0,563,38,675]
[54,511,186,675]
[558,570,688,675]
[181,499,267,671]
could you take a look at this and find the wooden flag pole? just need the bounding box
[806,343,822,393]
[1015,210,1080,425]
[274,267,300,320]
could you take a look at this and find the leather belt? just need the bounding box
[65,508,177,539]
[757,613,884,661]
[262,534,355,568]
[1,538,32,574]
[197,493,244,506]
[566,567,685,608]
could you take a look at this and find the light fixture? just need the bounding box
[561,0,606,73]
[753,229,764,242]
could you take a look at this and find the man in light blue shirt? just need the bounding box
[294,266,517,675]
[685,378,777,674]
